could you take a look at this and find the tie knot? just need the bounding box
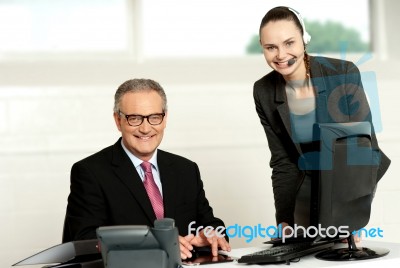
[141,161,152,173]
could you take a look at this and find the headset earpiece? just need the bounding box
[287,7,311,45]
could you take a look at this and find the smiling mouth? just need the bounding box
[275,61,288,66]
[136,135,155,140]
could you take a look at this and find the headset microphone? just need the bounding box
[287,58,296,66]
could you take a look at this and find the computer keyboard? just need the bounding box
[237,241,334,264]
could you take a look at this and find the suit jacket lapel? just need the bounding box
[111,139,156,223]
[157,150,177,219]
[309,55,329,123]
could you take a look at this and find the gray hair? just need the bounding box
[113,78,168,113]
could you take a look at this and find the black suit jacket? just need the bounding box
[63,138,225,242]
[254,55,390,225]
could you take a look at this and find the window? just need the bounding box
[142,0,370,57]
[0,0,128,55]
[0,0,370,59]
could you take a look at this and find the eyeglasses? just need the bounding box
[119,110,165,126]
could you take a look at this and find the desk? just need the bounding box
[13,240,400,268]
[187,240,400,267]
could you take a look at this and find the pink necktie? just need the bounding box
[141,161,164,219]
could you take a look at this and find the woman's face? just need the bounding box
[260,19,306,80]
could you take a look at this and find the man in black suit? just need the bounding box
[63,78,230,259]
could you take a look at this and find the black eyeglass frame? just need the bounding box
[119,110,166,126]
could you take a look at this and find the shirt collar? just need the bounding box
[120,139,159,171]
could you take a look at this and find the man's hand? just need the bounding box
[179,234,194,260]
[179,230,231,259]
[188,229,231,257]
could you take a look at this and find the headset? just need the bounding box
[287,7,311,45]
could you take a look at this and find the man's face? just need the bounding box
[114,90,167,161]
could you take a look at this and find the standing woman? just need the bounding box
[254,6,390,232]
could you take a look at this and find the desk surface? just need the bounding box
[12,240,400,268]
[187,240,400,268]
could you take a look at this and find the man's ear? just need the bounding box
[113,112,122,131]
[163,112,168,128]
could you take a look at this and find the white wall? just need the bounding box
[371,0,400,61]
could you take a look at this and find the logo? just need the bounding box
[293,45,383,170]
[188,221,384,243]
